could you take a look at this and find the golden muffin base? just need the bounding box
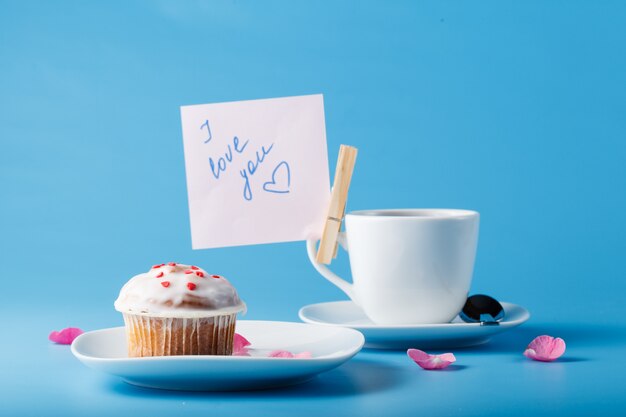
[122,313,237,357]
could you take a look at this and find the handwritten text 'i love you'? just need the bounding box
[201,120,291,201]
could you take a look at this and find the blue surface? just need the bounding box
[2,1,626,416]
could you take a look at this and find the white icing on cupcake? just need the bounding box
[114,263,246,318]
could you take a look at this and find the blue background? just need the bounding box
[2,1,626,416]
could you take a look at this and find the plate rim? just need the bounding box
[71,319,365,363]
[298,301,530,330]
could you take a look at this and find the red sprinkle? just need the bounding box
[152,264,164,269]
[190,266,199,270]
[156,272,164,278]
[211,275,221,279]
[187,282,197,291]
[167,262,177,266]
[184,270,193,274]
[161,281,170,288]
[196,271,205,278]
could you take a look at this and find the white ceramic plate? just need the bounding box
[71,320,364,391]
[299,301,530,349]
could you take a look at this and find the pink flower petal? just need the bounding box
[49,327,84,345]
[268,350,295,358]
[268,350,313,359]
[232,333,251,356]
[524,335,566,362]
[407,348,456,370]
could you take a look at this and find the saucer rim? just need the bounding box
[298,301,530,330]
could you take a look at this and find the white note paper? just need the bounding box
[180,94,330,249]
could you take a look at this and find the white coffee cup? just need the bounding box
[306,209,480,325]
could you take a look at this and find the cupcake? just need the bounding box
[114,262,246,357]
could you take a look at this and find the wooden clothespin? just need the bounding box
[316,144,358,264]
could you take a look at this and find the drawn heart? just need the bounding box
[263,161,291,194]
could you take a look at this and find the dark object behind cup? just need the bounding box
[460,294,505,325]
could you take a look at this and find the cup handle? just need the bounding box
[306,233,356,302]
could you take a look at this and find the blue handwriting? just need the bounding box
[263,161,291,194]
[208,136,249,180]
[200,120,212,144]
[239,143,275,201]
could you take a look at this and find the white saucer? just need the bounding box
[299,301,530,349]
[71,320,364,391]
